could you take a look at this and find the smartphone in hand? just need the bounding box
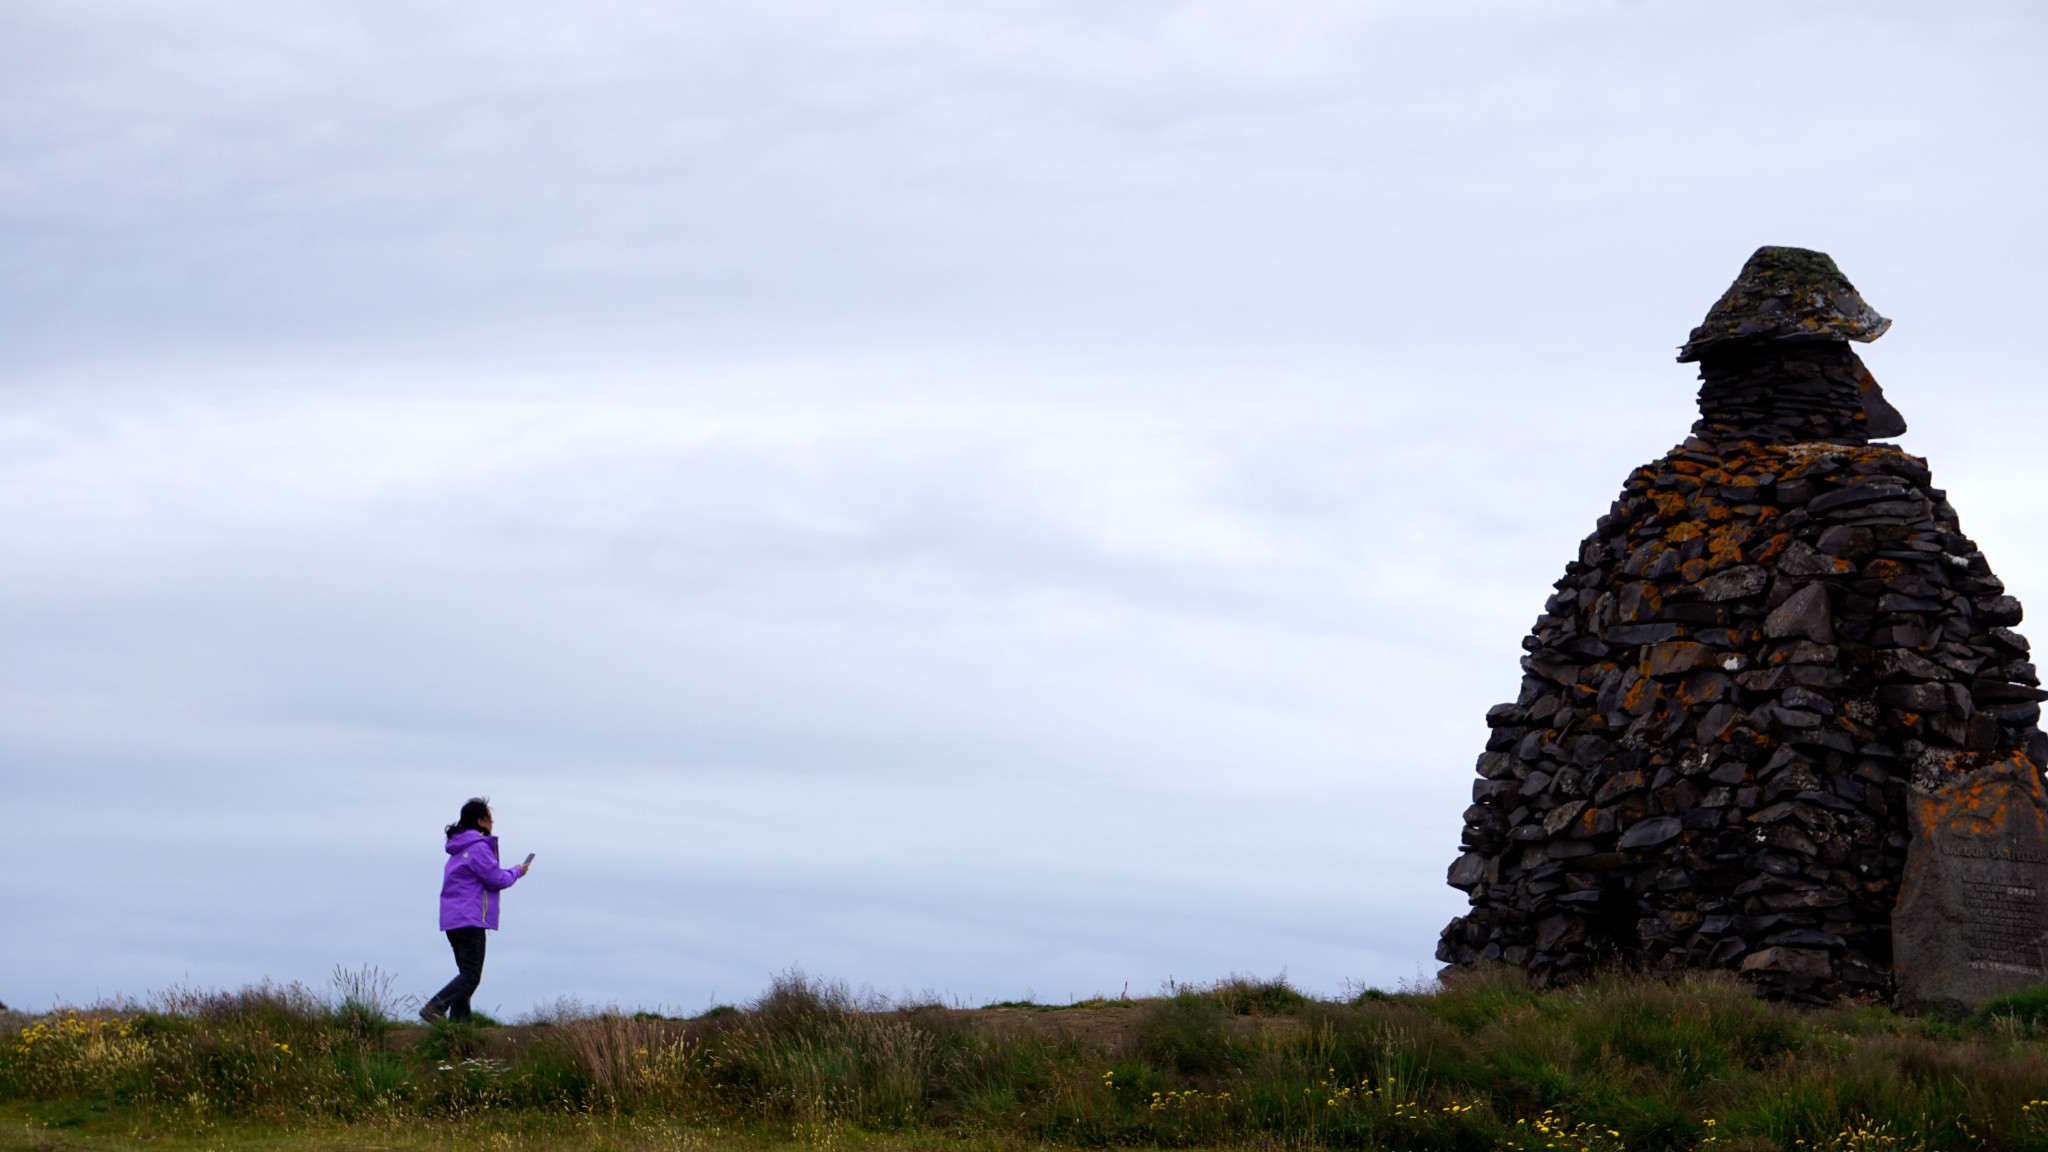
[521,853,536,869]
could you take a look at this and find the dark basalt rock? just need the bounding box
[1678,245,1891,363]
[1439,247,2048,1004]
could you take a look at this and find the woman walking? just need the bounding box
[421,798,530,1023]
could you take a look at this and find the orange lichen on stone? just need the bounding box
[1641,641,1708,677]
[1908,755,2037,836]
[1661,909,1704,933]
[1619,583,1663,620]
[1651,491,1691,521]
[1675,676,1723,707]
[1623,677,1655,713]
[1752,533,1792,565]
[1704,524,1749,568]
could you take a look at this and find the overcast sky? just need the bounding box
[6,1,2048,1016]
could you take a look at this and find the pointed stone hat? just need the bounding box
[1677,245,1892,363]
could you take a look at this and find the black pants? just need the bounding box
[429,927,487,1020]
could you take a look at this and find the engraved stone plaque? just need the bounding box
[1893,755,2048,1016]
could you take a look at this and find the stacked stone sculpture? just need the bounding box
[1437,247,2048,1003]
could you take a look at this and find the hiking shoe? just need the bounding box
[418,1003,447,1024]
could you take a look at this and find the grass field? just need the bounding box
[7,968,2048,1151]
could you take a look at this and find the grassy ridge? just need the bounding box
[6,968,2048,1150]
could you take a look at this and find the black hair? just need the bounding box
[445,797,492,839]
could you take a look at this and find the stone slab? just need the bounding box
[1893,755,2048,1016]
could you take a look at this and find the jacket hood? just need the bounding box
[446,829,492,855]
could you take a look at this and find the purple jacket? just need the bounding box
[439,830,522,930]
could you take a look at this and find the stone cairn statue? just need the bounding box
[1437,246,2048,1003]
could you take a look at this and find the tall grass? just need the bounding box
[7,967,2048,1149]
